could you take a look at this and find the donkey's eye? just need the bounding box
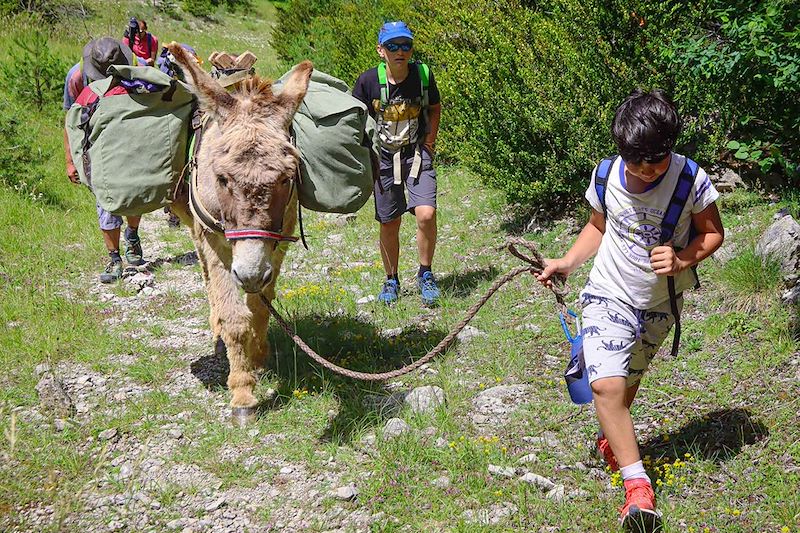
[217,175,228,186]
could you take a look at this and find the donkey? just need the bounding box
[166,43,312,423]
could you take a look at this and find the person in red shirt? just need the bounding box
[123,18,158,66]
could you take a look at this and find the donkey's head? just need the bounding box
[169,44,312,292]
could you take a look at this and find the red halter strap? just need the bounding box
[224,229,299,242]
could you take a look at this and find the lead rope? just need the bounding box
[260,237,569,381]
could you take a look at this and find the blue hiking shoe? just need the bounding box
[378,279,400,305]
[417,271,440,306]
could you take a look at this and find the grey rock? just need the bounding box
[279,466,294,475]
[518,453,539,464]
[519,472,555,491]
[462,503,518,525]
[471,385,531,428]
[35,372,75,418]
[356,295,376,305]
[98,428,118,441]
[53,419,67,432]
[756,215,800,278]
[522,431,560,448]
[150,501,162,510]
[169,428,183,439]
[405,386,445,414]
[708,165,745,193]
[383,418,411,439]
[514,324,542,333]
[488,464,516,478]
[119,464,133,479]
[432,476,451,489]
[204,498,226,512]
[34,363,50,377]
[782,285,800,305]
[434,437,449,448]
[326,234,344,246]
[545,484,566,502]
[713,241,738,265]
[334,484,358,501]
[381,327,403,338]
[457,325,487,343]
[166,519,184,530]
[363,391,407,417]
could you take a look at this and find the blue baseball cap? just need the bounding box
[378,21,413,45]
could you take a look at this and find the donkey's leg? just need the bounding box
[246,293,270,372]
[204,257,263,410]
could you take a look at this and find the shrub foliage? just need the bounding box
[273,0,799,208]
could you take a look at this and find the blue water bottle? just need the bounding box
[559,310,593,404]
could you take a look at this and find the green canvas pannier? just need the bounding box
[275,68,378,214]
[65,65,195,216]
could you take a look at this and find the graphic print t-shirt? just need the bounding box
[584,153,719,309]
[352,64,440,152]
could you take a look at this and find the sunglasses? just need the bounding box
[383,41,413,52]
[627,153,670,165]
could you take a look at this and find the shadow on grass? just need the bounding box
[437,266,500,298]
[146,250,199,270]
[269,312,450,444]
[640,408,768,465]
[189,313,452,444]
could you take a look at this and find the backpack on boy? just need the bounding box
[273,67,378,214]
[594,155,701,358]
[376,61,430,184]
[65,65,195,216]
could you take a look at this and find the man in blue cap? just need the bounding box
[352,21,443,306]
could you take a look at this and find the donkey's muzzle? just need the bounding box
[232,265,272,293]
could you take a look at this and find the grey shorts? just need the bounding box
[96,202,123,231]
[580,287,682,386]
[373,146,437,223]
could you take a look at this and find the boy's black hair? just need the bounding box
[611,89,681,163]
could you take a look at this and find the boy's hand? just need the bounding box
[536,257,572,289]
[650,242,686,275]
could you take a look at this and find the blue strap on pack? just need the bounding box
[560,310,593,404]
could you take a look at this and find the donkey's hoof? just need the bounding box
[230,406,258,427]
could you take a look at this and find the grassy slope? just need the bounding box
[1,1,799,531]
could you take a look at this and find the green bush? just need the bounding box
[273,0,798,208]
[0,95,45,201]
[0,17,67,111]
[664,0,800,184]
[181,0,251,17]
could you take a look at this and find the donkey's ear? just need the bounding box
[274,60,313,128]
[167,42,234,119]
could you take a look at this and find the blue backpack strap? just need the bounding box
[659,157,699,245]
[661,157,700,359]
[594,156,616,217]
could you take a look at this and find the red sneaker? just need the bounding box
[620,478,661,532]
[596,435,619,471]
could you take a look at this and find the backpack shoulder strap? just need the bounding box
[377,63,389,107]
[417,62,429,109]
[659,157,699,245]
[594,156,616,217]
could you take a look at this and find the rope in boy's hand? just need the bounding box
[503,237,570,316]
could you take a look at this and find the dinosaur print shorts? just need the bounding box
[579,287,682,386]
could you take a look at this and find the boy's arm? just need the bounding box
[424,103,441,153]
[537,208,605,287]
[650,202,724,275]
